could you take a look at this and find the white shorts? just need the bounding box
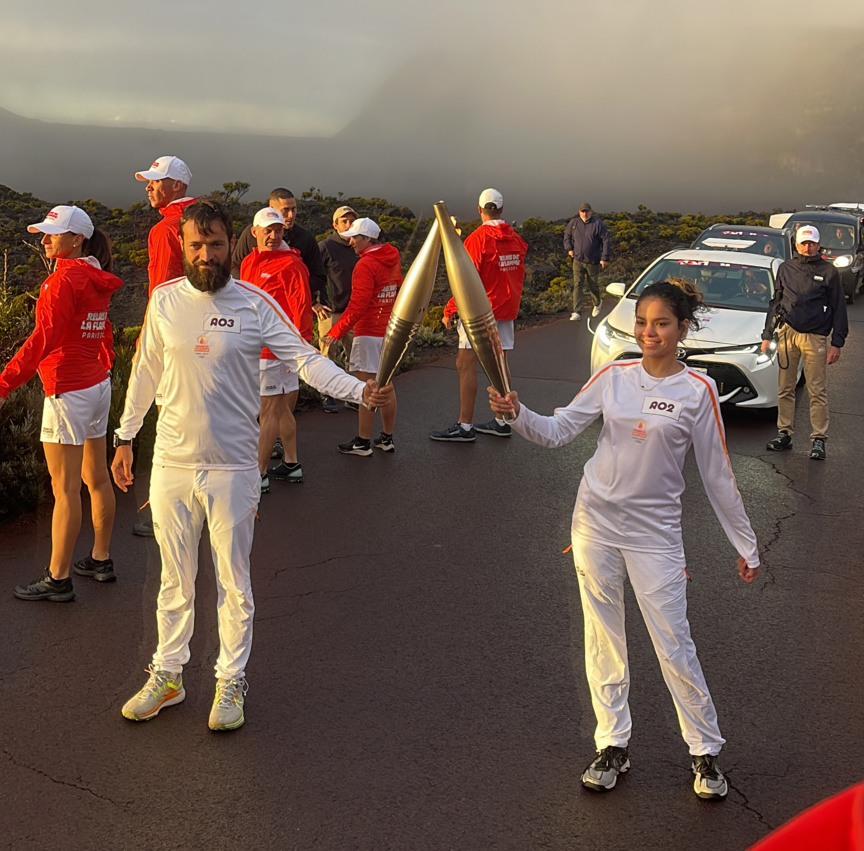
[259,359,299,396]
[40,378,111,445]
[349,336,383,373]
[457,319,514,351]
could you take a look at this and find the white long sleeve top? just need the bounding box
[117,277,366,470]
[512,360,759,566]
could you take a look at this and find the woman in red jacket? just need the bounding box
[0,206,124,602]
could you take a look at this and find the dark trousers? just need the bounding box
[572,260,601,313]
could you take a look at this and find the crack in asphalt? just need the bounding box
[272,552,385,579]
[2,747,132,810]
[257,584,365,620]
[725,776,777,831]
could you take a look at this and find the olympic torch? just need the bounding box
[374,219,442,390]
[433,201,512,412]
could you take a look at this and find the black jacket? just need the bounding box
[319,232,359,312]
[232,223,327,297]
[563,215,612,264]
[762,253,848,348]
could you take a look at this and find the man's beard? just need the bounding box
[184,256,230,293]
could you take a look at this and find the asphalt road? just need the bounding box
[2,305,862,851]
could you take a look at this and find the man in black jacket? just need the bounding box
[231,188,327,299]
[563,202,612,321]
[761,225,848,460]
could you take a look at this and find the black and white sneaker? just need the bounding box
[581,746,630,791]
[810,438,826,460]
[344,400,360,412]
[72,554,116,582]
[429,423,476,442]
[475,419,512,438]
[372,432,395,452]
[692,754,728,800]
[338,436,373,456]
[766,431,792,451]
[269,461,303,482]
[270,437,283,460]
[260,473,270,494]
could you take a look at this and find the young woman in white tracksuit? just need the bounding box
[488,280,760,800]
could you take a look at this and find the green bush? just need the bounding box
[0,381,46,519]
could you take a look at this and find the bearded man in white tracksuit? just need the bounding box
[112,200,392,732]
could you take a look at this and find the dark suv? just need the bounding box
[783,207,864,303]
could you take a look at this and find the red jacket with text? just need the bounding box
[329,243,402,340]
[147,197,197,295]
[0,257,123,398]
[444,220,528,321]
[240,245,313,358]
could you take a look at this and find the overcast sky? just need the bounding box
[5,0,864,136]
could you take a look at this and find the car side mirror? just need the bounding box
[605,282,626,298]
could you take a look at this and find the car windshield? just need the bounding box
[693,229,786,258]
[627,258,775,310]
[793,220,856,251]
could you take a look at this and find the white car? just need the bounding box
[590,249,791,409]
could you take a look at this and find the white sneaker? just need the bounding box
[581,746,630,791]
[570,312,581,322]
[592,304,601,317]
[122,665,185,721]
[692,754,728,800]
[209,677,247,731]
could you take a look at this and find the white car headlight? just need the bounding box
[722,342,776,364]
[757,340,777,364]
[834,254,853,268]
[601,323,635,345]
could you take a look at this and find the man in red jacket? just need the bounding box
[135,155,197,296]
[430,188,527,442]
[322,218,401,456]
[240,207,313,489]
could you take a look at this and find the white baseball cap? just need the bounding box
[479,188,504,209]
[341,217,381,239]
[796,225,820,243]
[135,155,193,184]
[27,206,94,238]
[252,207,285,228]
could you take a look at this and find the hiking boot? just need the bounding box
[72,554,116,583]
[475,419,512,438]
[592,304,601,317]
[270,461,303,482]
[766,431,792,451]
[270,437,283,460]
[122,665,185,721]
[322,396,339,413]
[13,568,75,602]
[810,438,826,461]
[133,520,155,537]
[581,746,630,791]
[570,312,581,322]
[260,473,270,494]
[692,754,728,800]
[372,432,395,452]
[338,436,373,456]
[209,678,247,731]
[429,423,476,442]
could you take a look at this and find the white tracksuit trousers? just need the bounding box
[149,465,260,680]
[572,535,725,756]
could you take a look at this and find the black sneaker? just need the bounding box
[72,554,116,582]
[429,423,476,442]
[344,400,360,412]
[766,431,792,451]
[372,432,395,452]
[338,436,373,456]
[810,438,826,460]
[269,461,303,482]
[14,568,75,602]
[270,437,283,460]
[475,419,512,438]
[581,746,630,791]
[133,520,155,537]
[692,754,728,800]
[322,396,339,414]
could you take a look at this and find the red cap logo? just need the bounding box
[46,211,58,220]
[151,161,160,169]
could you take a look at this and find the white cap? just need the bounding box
[341,217,381,239]
[27,205,94,238]
[796,225,820,243]
[252,207,285,228]
[479,188,504,209]
[135,155,192,184]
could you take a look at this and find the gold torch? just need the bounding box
[374,219,442,390]
[433,201,512,410]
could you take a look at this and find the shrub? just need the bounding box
[0,381,46,519]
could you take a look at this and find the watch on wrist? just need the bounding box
[113,434,132,449]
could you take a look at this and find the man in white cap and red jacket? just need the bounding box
[761,224,848,461]
[135,155,197,296]
[430,188,527,443]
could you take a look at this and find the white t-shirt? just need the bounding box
[117,277,365,470]
[512,360,760,566]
